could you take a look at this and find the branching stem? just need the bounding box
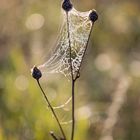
[66,10,93,140]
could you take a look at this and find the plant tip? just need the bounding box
[50,131,59,140]
[31,66,42,80]
[50,131,53,134]
[62,0,73,12]
[89,10,98,22]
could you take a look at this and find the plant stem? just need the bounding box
[70,25,94,140]
[65,12,75,140]
[37,80,66,140]
[71,79,75,140]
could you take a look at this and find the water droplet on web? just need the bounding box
[37,7,95,78]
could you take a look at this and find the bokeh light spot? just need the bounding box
[25,13,45,30]
[100,135,113,140]
[15,75,29,91]
[95,53,112,71]
[130,60,140,77]
[76,106,92,120]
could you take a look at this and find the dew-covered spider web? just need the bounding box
[38,7,93,78]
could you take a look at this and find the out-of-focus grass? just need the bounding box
[0,0,140,140]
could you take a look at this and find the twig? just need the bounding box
[71,79,75,140]
[36,79,66,140]
[75,23,93,79]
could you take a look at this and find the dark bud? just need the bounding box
[31,66,42,80]
[89,10,98,22]
[62,0,73,12]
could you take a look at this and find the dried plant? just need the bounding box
[31,0,98,140]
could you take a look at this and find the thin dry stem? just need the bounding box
[37,80,66,140]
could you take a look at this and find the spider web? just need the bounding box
[38,7,93,77]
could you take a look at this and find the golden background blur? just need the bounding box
[0,0,140,140]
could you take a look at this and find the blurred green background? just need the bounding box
[0,0,140,140]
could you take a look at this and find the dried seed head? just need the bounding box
[62,0,73,12]
[89,10,98,22]
[31,66,42,80]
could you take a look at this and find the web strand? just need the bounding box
[61,120,72,125]
[53,96,72,110]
